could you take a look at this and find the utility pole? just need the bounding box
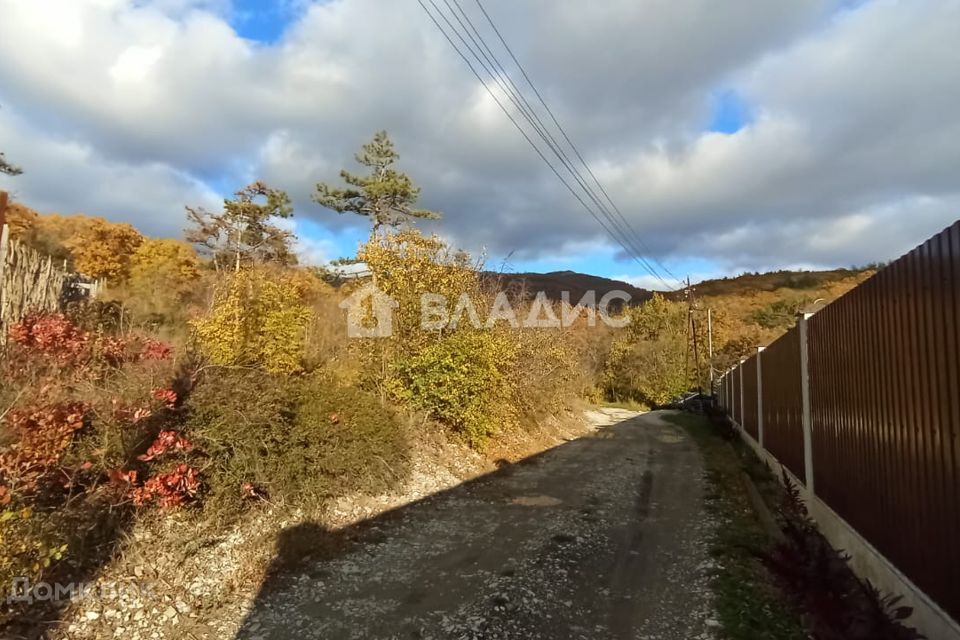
[707,308,714,396]
[691,310,703,397]
[684,276,691,388]
[686,275,703,397]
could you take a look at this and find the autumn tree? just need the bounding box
[65,218,143,280]
[28,214,94,263]
[5,202,39,240]
[314,131,440,236]
[120,239,201,323]
[3,208,118,265]
[185,181,296,272]
[2,205,152,283]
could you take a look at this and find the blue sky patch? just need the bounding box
[230,0,301,43]
[708,90,751,134]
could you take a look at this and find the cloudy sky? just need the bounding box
[0,0,957,290]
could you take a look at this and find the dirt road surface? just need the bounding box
[234,410,718,639]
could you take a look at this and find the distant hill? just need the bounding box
[676,268,871,300]
[489,267,871,307]
[486,270,654,306]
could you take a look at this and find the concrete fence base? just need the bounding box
[732,419,960,640]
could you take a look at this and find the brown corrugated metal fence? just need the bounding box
[741,355,759,441]
[732,363,741,426]
[759,327,805,483]
[723,375,730,411]
[719,374,727,410]
[717,220,960,623]
[808,220,960,623]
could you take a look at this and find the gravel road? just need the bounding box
[233,410,718,640]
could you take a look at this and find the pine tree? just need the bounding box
[185,181,296,272]
[0,151,22,176]
[313,131,440,235]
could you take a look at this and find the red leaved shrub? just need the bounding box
[137,430,193,462]
[2,313,186,509]
[5,313,175,382]
[150,388,178,409]
[132,464,200,508]
[141,339,173,361]
[0,402,88,498]
[8,314,90,366]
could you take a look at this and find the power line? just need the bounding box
[417,0,664,283]
[468,0,685,290]
[443,0,675,289]
[417,0,674,288]
[430,0,649,277]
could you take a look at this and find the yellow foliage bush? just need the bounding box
[392,329,517,448]
[602,294,690,406]
[353,231,512,445]
[353,229,585,447]
[504,326,583,421]
[0,507,67,592]
[357,229,482,348]
[190,268,312,373]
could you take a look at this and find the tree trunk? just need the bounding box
[235,224,242,273]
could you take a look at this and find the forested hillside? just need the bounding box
[691,268,873,372]
[490,266,870,396]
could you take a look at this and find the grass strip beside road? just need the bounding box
[663,411,806,640]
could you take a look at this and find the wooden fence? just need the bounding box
[717,220,960,635]
[0,223,71,343]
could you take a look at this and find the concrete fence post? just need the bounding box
[720,372,725,410]
[757,346,766,449]
[730,367,735,416]
[799,313,815,494]
[724,372,728,411]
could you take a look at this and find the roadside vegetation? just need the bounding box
[667,411,924,640]
[664,412,807,640]
[0,132,600,631]
[1,130,867,633]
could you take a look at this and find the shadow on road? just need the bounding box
[234,441,566,638]
[231,411,710,640]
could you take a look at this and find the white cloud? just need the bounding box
[0,0,957,274]
[0,107,220,236]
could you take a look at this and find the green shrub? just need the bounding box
[293,374,409,491]
[750,297,811,329]
[601,294,690,406]
[185,370,409,515]
[391,330,515,448]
